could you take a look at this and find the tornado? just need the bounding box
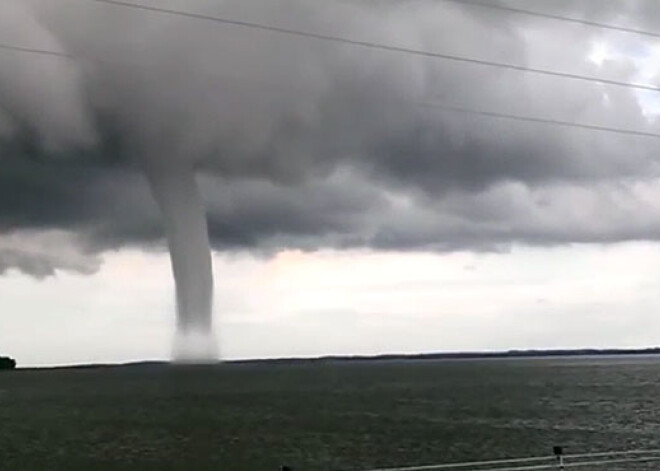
[145,162,217,362]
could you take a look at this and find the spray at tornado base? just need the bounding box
[1,0,659,361]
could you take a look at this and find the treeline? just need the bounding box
[0,356,16,370]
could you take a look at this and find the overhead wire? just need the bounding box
[353,455,555,471]
[354,449,660,471]
[0,42,70,58]
[90,0,660,95]
[443,0,660,41]
[1,0,658,143]
[565,448,660,459]
[421,103,660,139]
[0,46,655,142]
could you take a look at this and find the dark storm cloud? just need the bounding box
[1,0,660,276]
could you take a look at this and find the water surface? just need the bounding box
[1,355,659,470]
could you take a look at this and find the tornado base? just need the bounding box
[172,330,219,363]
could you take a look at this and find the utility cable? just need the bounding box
[91,0,660,95]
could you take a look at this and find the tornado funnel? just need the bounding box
[146,163,217,362]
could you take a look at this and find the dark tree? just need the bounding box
[0,356,16,370]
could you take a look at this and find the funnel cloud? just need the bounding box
[146,163,215,358]
[2,0,660,359]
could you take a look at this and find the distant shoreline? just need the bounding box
[14,347,660,370]
[232,347,660,365]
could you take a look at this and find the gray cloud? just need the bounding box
[0,230,101,278]
[1,0,660,276]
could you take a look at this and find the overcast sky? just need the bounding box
[3,0,660,366]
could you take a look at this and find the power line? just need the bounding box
[356,449,660,471]
[421,102,660,140]
[91,0,660,95]
[0,42,69,58]
[2,0,658,143]
[359,455,555,471]
[566,449,660,459]
[444,0,660,41]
